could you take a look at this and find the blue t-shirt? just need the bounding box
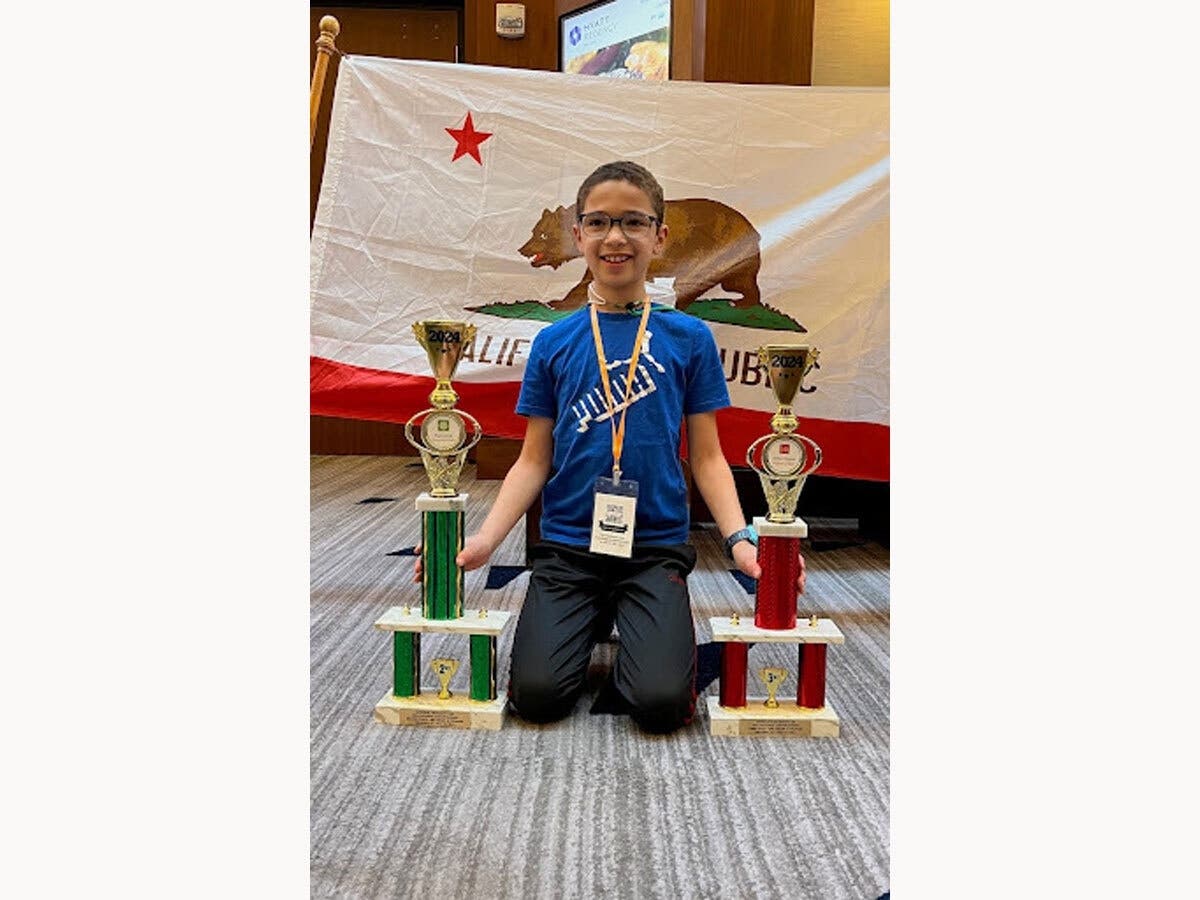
[516,306,730,546]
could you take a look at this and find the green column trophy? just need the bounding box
[707,344,846,738]
[372,320,514,731]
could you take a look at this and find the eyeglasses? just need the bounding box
[576,211,659,239]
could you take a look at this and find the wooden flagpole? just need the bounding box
[310,16,341,148]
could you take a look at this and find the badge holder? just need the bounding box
[589,474,638,558]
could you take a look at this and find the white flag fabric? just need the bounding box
[311,57,889,480]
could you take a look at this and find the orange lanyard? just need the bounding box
[589,298,652,484]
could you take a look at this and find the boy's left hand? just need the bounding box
[731,541,760,582]
[731,543,807,595]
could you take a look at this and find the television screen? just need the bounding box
[559,0,672,81]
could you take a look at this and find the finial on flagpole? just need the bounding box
[311,16,342,149]
[318,16,340,47]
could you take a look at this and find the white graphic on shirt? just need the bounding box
[573,329,667,433]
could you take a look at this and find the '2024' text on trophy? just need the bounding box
[707,345,846,737]
[371,321,514,731]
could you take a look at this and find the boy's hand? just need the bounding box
[456,533,496,571]
[732,545,808,595]
[411,533,497,582]
[732,541,761,581]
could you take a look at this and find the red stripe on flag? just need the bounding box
[311,355,528,439]
[311,356,888,481]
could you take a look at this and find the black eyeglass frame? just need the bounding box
[575,211,661,237]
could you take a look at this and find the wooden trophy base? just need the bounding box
[374,691,508,731]
[706,695,840,738]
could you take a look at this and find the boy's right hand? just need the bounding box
[456,534,496,571]
[411,533,496,582]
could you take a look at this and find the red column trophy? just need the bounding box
[708,345,846,737]
[372,321,515,731]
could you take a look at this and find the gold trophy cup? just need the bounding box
[430,658,459,700]
[406,321,483,497]
[758,667,788,709]
[745,345,822,523]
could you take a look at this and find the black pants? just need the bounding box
[508,541,698,734]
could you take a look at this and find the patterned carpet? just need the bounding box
[311,456,890,898]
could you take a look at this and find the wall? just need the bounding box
[464,0,806,84]
[702,0,813,85]
[465,0,557,70]
[811,0,889,86]
[464,0,699,75]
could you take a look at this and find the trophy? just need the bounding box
[370,320,515,731]
[745,345,822,630]
[758,667,788,709]
[704,344,845,738]
[405,321,483,619]
[431,658,459,700]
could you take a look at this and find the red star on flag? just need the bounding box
[445,112,492,164]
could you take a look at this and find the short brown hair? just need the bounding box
[575,160,665,223]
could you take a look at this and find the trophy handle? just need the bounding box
[405,410,484,497]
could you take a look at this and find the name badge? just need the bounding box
[589,476,638,558]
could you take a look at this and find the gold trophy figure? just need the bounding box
[431,658,459,700]
[759,667,788,708]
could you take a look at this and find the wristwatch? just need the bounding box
[724,525,759,560]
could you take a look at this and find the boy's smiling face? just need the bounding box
[573,179,668,306]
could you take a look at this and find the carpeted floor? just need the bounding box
[311,455,890,898]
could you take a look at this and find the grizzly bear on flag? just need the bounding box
[518,199,763,311]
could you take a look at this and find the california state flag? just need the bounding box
[311,57,889,480]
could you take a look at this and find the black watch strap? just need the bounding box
[724,525,759,560]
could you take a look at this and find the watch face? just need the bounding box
[421,411,466,452]
[763,435,805,477]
